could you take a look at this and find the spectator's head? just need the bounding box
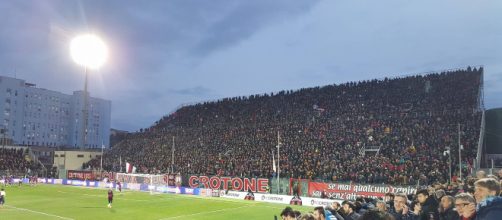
[313,207,326,220]
[487,174,499,181]
[300,213,315,220]
[376,200,387,212]
[416,189,429,204]
[474,178,500,203]
[393,193,408,212]
[354,201,363,213]
[384,193,395,203]
[342,201,356,215]
[293,211,301,218]
[356,197,365,203]
[434,189,446,200]
[476,170,487,179]
[330,201,341,211]
[280,207,294,220]
[440,195,454,211]
[454,193,476,217]
[498,169,502,179]
[359,209,394,220]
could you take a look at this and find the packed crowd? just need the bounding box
[281,173,502,220]
[90,68,483,186]
[0,148,41,176]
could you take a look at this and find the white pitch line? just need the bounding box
[158,205,254,220]
[5,205,74,220]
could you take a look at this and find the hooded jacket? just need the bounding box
[476,196,502,220]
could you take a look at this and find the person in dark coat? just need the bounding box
[473,178,502,220]
[341,201,361,220]
[438,195,459,220]
[413,189,439,220]
[388,193,414,220]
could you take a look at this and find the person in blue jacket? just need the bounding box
[473,178,502,220]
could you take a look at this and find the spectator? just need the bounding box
[313,206,339,220]
[313,207,327,220]
[413,189,439,220]
[341,201,361,220]
[326,202,344,219]
[476,171,487,179]
[384,193,395,212]
[300,213,316,220]
[280,207,296,220]
[473,178,502,219]
[454,193,476,220]
[359,209,394,220]
[435,189,446,201]
[438,195,459,220]
[389,193,414,220]
[376,200,387,212]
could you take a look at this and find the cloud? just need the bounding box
[1,0,501,131]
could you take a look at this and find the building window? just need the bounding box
[77,155,84,158]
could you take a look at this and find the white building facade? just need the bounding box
[0,75,111,149]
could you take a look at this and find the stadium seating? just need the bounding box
[92,68,483,185]
[0,148,41,175]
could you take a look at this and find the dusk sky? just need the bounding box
[1,0,501,131]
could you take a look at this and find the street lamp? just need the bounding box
[70,34,108,149]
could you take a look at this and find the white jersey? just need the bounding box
[0,191,5,196]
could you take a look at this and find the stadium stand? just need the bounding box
[88,67,483,186]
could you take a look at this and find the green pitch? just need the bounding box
[1,184,313,220]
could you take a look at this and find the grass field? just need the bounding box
[0,184,313,220]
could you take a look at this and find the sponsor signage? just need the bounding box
[254,193,293,204]
[71,180,86,186]
[67,170,94,180]
[184,188,194,194]
[166,187,180,194]
[180,187,200,195]
[188,176,269,193]
[220,191,247,199]
[200,189,213,197]
[308,182,417,200]
[303,197,344,207]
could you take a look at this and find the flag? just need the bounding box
[126,162,133,173]
[132,166,137,173]
[272,152,277,172]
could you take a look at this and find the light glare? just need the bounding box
[70,34,108,69]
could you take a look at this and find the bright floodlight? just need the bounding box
[70,34,108,69]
